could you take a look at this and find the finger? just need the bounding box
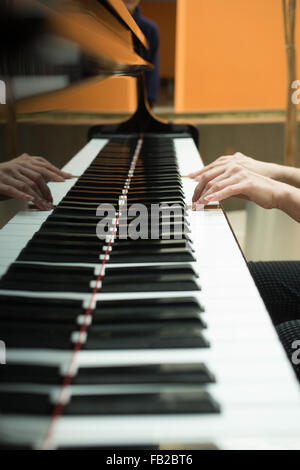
[200,174,239,200]
[36,163,71,180]
[15,169,53,203]
[203,183,246,202]
[192,166,227,202]
[30,165,66,183]
[13,167,44,200]
[20,157,68,181]
[13,170,35,187]
[201,170,232,194]
[189,169,205,178]
[189,166,212,179]
[28,192,53,210]
[194,160,231,180]
[1,174,53,210]
[192,183,202,203]
[19,167,53,202]
[0,183,34,203]
[31,158,73,179]
[189,156,229,178]
[24,161,65,183]
[34,173,53,202]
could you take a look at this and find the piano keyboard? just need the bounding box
[0,136,300,450]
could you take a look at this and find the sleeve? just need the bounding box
[145,23,160,102]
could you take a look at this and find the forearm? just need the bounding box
[277,184,300,223]
[273,164,300,189]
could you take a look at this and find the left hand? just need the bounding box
[0,154,73,210]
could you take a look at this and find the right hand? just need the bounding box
[189,152,281,182]
[192,163,288,210]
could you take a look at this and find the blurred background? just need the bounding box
[0,0,300,260]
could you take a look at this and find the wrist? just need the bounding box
[269,163,287,182]
[275,182,293,212]
[275,164,298,186]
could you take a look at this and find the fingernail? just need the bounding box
[204,194,215,201]
[193,202,204,211]
[38,201,53,210]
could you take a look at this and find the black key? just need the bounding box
[47,209,185,223]
[86,322,208,349]
[0,264,96,292]
[18,248,103,263]
[92,297,205,322]
[75,180,125,189]
[0,296,204,324]
[1,321,208,349]
[0,364,62,384]
[0,389,220,415]
[39,221,104,234]
[74,363,214,385]
[0,391,52,414]
[33,231,101,241]
[61,196,185,206]
[45,206,116,216]
[104,248,196,264]
[65,390,220,415]
[36,220,189,237]
[22,241,192,260]
[25,238,106,250]
[76,180,182,190]
[68,188,184,198]
[0,362,214,386]
[105,239,191,249]
[63,196,120,204]
[105,264,198,276]
[0,296,83,322]
[1,322,75,349]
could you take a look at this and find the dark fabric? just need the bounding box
[133,6,160,103]
[276,320,300,381]
[248,261,300,326]
[248,261,300,382]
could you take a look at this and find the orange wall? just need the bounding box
[141,2,176,79]
[18,76,136,114]
[175,0,300,112]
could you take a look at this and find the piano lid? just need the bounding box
[42,0,150,68]
[0,0,151,101]
[79,0,149,49]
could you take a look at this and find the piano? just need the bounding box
[1,0,300,450]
